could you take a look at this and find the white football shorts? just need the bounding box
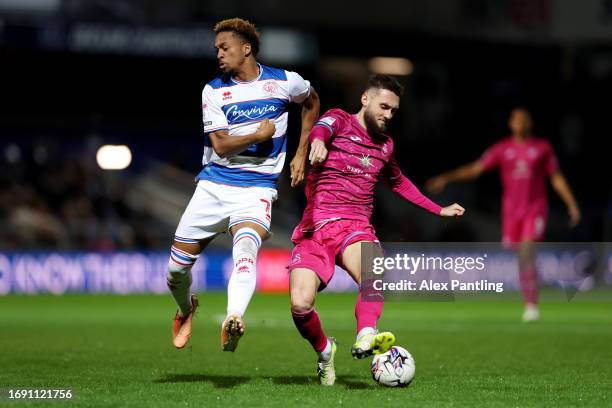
[174,180,278,243]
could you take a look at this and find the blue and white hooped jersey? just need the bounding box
[197,64,311,189]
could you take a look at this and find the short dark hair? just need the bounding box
[511,105,531,115]
[366,74,404,97]
[214,18,260,56]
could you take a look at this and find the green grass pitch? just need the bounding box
[1,291,611,407]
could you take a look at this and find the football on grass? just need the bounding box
[371,345,415,387]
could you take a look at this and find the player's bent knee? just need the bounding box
[167,260,193,282]
[290,290,315,314]
[231,222,269,242]
[289,268,320,313]
[168,245,199,277]
[290,300,314,314]
[233,231,259,255]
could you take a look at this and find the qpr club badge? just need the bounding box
[263,81,279,95]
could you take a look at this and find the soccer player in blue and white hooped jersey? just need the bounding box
[168,18,320,351]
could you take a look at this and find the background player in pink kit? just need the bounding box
[426,107,580,322]
[288,75,465,385]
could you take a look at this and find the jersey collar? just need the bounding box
[231,63,263,85]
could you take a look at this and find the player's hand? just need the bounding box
[425,176,447,194]
[309,139,328,165]
[289,152,306,187]
[255,119,276,142]
[568,205,581,228]
[440,203,465,217]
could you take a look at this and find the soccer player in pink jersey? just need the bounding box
[426,107,580,322]
[288,75,465,385]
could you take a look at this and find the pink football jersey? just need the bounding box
[299,108,441,226]
[480,136,559,218]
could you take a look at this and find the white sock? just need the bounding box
[227,227,261,317]
[167,246,199,317]
[318,340,332,361]
[356,326,377,340]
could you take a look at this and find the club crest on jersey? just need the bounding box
[263,81,279,95]
[222,91,232,101]
[290,253,301,265]
[527,147,538,159]
[359,154,372,168]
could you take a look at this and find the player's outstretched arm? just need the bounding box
[208,119,276,158]
[439,203,465,217]
[387,173,465,217]
[290,87,320,187]
[550,171,581,227]
[425,161,484,194]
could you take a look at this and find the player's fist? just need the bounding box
[255,119,276,141]
[568,205,581,228]
[309,139,328,165]
[290,153,306,187]
[425,176,447,194]
[440,203,465,217]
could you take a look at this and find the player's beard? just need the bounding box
[364,108,388,135]
[220,66,236,81]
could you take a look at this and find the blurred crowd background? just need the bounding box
[1,0,612,251]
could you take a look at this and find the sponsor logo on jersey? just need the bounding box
[222,91,232,100]
[512,159,530,179]
[226,104,279,121]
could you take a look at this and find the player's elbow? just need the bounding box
[215,149,231,159]
[310,87,320,106]
[303,87,320,111]
[210,138,230,158]
[212,145,229,158]
[469,162,484,179]
[549,172,565,190]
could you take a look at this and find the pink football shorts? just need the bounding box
[502,211,547,245]
[287,219,379,290]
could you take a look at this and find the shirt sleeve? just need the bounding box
[544,141,560,175]
[202,85,229,134]
[309,111,342,144]
[479,141,506,172]
[381,155,442,215]
[286,71,311,104]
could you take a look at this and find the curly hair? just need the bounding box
[214,18,261,56]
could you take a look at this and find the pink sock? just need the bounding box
[519,263,539,305]
[292,308,328,353]
[355,285,384,334]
